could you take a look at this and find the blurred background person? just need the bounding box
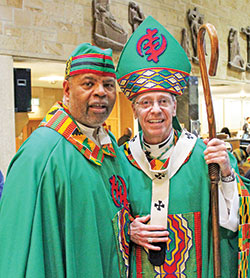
[117,127,132,146]
[242,117,250,139]
[220,127,231,138]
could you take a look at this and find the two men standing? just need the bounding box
[0,15,249,278]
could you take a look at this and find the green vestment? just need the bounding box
[120,131,250,278]
[0,103,130,278]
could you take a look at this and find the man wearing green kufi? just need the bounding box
[0,43,130,277]
[117,16,250,277]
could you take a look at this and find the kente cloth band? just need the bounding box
[141,130,178,170]
[70,54,115,74]
[237,173,250,277]
[71,61,114,70]
[66,54,116,78]
[118,67,189,100]
[135,211,201,277]
[39,102,116,166]
[65,43,116,78]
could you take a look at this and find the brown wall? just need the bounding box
[119,91,134,138]
[29,87,63,119]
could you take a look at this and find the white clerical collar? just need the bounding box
[76,121,111,147]
[143,129,174,159]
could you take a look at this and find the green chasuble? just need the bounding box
[0,103,130,278]
[120,130,250,278]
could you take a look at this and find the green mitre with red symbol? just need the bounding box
[116,16,191,100]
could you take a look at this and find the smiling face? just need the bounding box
[63,73,116,127]
[132,91,177,144]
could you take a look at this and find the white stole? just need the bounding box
[129,130,197,228]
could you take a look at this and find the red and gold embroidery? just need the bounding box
[237,174,250,277]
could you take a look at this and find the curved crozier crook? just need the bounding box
[197,23,219,139]
[197,23,221,278]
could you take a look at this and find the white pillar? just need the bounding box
[0,55,15,177]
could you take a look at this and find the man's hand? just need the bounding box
[130,215,169,251]
[203,138,232,177]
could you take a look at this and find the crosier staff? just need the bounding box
[197,23,221,278]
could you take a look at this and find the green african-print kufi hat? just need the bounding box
[116,16,191,100]
[65,43,116,79]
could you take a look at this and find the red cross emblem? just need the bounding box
[136,28,167,63]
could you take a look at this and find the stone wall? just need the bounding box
[0,0,92,60]
[0,0,249,79]
[0,55,15,176]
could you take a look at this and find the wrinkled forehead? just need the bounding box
[133,91,175,102]
[70,72,116,83]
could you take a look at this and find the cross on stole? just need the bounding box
[154,173,166,179]
[154,200,165,211]
[185,132,194,139]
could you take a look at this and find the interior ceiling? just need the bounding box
[205,78,250,97]
[13,59,250,97]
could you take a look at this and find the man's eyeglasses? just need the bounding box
[135,98,172,109]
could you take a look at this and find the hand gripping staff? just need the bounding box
[197,23,221,278]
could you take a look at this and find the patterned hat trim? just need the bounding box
[66,52,116,78]
[72,54,114,68]
[69,69,116,78]
[72,53,114,61]
[118,67,190,100]
[118,67,190,82]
